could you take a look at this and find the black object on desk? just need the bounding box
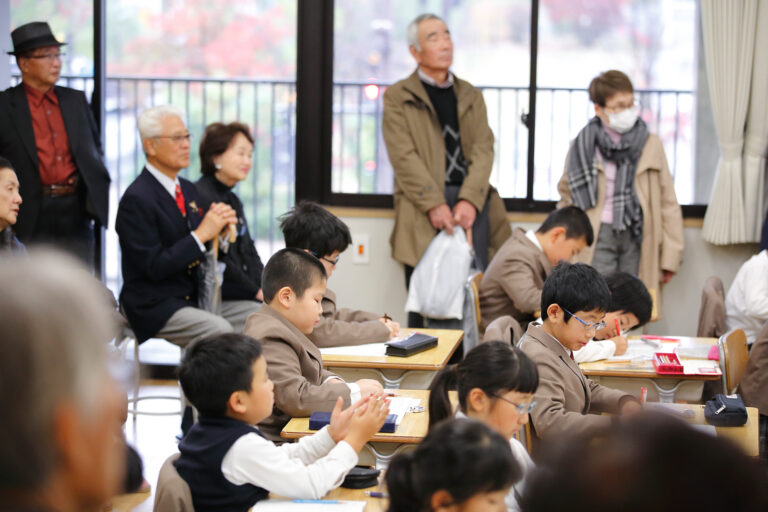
[309,411,398,433]
[385,333,438,357]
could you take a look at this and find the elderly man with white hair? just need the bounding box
[382,13,511,328]
[0,252,125,511]
[116,105,259,351]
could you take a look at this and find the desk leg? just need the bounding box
[651,380,686,403]
[364,443,411,469]
[379,370,408,389]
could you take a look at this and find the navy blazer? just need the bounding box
[116,168,205,342]
[0,84,110,240]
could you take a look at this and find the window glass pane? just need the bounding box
[333,0,532,197]
[9,0,94,94]
[535,0,697,203]
[104,0,297,293]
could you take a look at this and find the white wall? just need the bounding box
[330,212,759,337]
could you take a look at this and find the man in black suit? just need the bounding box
[117,105,260,348]
[0,21,109,269]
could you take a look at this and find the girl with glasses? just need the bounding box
[428,342,539,511]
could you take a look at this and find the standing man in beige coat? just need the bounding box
[383,13,511,327]
[557,70,683,314]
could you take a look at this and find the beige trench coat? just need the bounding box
[383,70,511,267]
[557,133,684,312]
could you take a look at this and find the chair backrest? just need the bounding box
[483,315,523,346]
[154,453,194,512]
[461,272,484,354]
[718,329,749,394]
[698,276,727,337]
[469,272,483,331]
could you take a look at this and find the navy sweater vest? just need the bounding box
[175,416,269,512]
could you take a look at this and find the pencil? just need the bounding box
[604,359,633,364]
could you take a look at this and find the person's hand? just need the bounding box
[620,399,643,417]
[194,202,237,243]
[328,396,369,443]
[356,378,383,398]
[255,288,264,302]
[379,317,400,337]
[344,393,391,452]
[611,335,628,356]
[661,269,675,284]
[428,204,455,234]
[452,199,476,231]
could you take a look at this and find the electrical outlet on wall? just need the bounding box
[351,233,370,264]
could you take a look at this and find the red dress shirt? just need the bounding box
[23,83,77,186]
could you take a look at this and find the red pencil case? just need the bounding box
[652,352,683,374]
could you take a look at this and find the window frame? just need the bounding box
[294,0,707,218]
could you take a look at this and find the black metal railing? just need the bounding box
[11,74,694,291]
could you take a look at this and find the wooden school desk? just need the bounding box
[649,403,760,457]
[320,328,464,389]
[266,481,387,511]
[578,336,720,403]
[281,389,430,467]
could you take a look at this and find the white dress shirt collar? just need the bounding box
[145,162,180,198]
[418,68,455,89]
[525,229,543,252]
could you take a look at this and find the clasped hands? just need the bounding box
[428,200,476,245]
[193,202,238,243]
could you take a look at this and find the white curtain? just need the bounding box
[743,1,768,241]
[700,0,758,245]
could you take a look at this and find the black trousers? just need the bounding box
[32,192,95,271]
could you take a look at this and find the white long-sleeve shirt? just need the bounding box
[726,250,768,345]
[573,339,618,363]
[220,426,357,499]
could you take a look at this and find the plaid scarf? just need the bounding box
[566,116,648,238]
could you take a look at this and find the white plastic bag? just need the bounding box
[405,227,473,319]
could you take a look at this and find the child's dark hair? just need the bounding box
[522,412,768,512]
[261,247,326,303]
[386,418,519,512]
[541,262,611,323]
[280,200,352,257]
[605,271,652,327]
[537,206,594,246]
[177,333,263,418]
[428,342,539,429]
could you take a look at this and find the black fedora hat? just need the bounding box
[7,21,66,56]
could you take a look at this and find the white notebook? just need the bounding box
[252,499,365,511]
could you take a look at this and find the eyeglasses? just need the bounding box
[154,133,192,144]
[309,250,340,267]
[562,308,607,333]
[602,101,638,114]
[492,394,536,415]
[25,52,66,62]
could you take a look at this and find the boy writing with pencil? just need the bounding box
[573,271,653,362]
[280,201,400,347]
[519,262,641,447]
[243,248,383,441]
[479,206,594,332]
[175,333,389,511]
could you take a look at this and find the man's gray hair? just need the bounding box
[406,13,444,51]
[0,251,118,490]
[137,104,186,141]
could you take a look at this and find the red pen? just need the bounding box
[642,335,679,342]
[614,318,622,337]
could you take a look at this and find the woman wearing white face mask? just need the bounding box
[557,70,683,318]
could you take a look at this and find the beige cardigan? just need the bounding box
[557,133,684,313]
